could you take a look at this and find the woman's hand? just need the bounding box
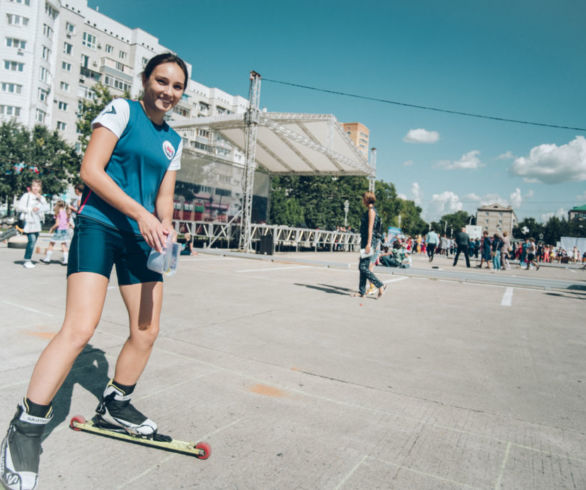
[137,211,168,252]
[365,244,371,254]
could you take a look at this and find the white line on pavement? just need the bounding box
[237,265,312,273]
[335,454,369,490]
[383,276,409,284]
[1,300,53,317]
[501,287,514,307]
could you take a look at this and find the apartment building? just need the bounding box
[0,0,248,152]
[476,203,518,236]
[341,122,369,158]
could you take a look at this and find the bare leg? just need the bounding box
[113,281,163,386]
[26,272,109,405]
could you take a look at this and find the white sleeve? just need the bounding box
[91,98,130,138]
[168,139,183,171]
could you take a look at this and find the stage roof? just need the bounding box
[175,112,373,176]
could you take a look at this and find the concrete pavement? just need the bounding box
[0,245,585,489]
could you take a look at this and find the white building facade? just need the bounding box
[0,0,248,153]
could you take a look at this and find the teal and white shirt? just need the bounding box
[78,98,182,234]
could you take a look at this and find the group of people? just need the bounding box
[15,183,85,268]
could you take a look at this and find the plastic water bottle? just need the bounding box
[147,234,180,276]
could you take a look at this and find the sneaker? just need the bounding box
[95,383,157,437]
[40,257,50,264]
[23,262,35,269]
[1,402,52,490]
[366,284,377,296]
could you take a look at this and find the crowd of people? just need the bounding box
[369,229,584,270]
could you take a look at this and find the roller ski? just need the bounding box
[69,382,210,460]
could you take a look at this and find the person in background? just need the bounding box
[491,233,503,271]
[41,201,71,265]
[526,238,540,270]
[477,231,492,269]
[452,227,471,268]
[16,179,49,269]
[353,191,385,298]
[501,231,511,270]
[180,232,197,256]
[425,228,439,262]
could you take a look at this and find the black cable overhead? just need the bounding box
[263,78,586,132]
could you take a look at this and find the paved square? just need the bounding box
[0,246,585,489]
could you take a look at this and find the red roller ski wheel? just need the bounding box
[69,415,86,431]
[195,441,211,460]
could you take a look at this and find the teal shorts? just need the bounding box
[67,216,162,285]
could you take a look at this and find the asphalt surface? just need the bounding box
[0,242,585,489]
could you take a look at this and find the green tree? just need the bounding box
[513,217,544,240]
[269,174,429,234]
[436,210,472,236]
[0,122,80,214]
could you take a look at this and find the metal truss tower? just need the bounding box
[239,71,262,251]
[368,147,377,193]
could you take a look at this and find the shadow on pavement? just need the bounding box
[43,344,110,440]
[293,283,353,296]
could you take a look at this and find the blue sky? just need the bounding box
[89,0,586,221]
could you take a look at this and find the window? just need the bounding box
[0,105,22,117]
[59,81,69,91]
[116,61,124,72]
[65,22,75,34]
[57,101,68,111]
[6,14,29,26]
[82,32,96,49]
[1,82,22,94]
[141,57,148,67]
[118,50,127,60]
[80,54,89,68]
[35,109,46,123]
[56,121,67,131]
[45,2,58,19]
[39,66,49,82]
[198,129,210,138]
[8,0,31,4]
[42,46,51,60]
[38,87,49,102]
[105,44,113,53]
[4,60,24,72]
[63,42,73,55]
[6,38,27,49]
[61,61,71,71]
[42,24,54,39]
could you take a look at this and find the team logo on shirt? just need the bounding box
[162,140,175,160]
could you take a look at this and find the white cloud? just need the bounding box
[428,191,463,220]
[463,193,481,202]
[497,151,514,160]
[525,189,534,198]
[411,182,423,205]
[509,188,522,208]
[511,136,586,184]
[540,208,567,223]
[403,128,440,144]
[402,160,414,167]
[397,193,408,200]
[437,150,484,170]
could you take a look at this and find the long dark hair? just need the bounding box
[142,52,189,90]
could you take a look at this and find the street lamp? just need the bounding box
[343,200,349,228]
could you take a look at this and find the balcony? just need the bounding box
[80,66,101,81]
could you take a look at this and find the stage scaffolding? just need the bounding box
[174,71,376,252]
